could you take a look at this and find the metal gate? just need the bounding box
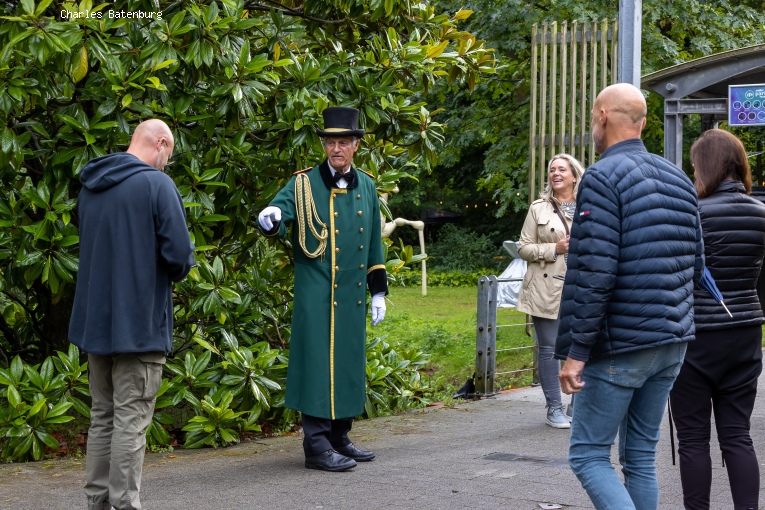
[474,275,533,396]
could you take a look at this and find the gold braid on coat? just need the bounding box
[295,173,327,260]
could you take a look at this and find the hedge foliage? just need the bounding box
[0,0,494,461]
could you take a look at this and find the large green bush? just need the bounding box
[0,337,433,460]
[427,224,504,272]
[0,0,494,461]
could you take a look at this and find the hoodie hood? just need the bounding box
[80,152,156,192]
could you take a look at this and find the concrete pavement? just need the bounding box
[2,372,765,509]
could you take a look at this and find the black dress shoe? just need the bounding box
[332,443,375,462]
[305,450,357,471]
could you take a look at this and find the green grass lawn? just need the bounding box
[368,285,536,390]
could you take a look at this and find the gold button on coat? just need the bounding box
[335,229,340,234]
[334,284,338,289]
[360,264,365,269]
[357,211,362,216]
[357,301,362,305]
[335,248,340,253]
[359,245,363,250]
[334,212,338,217]
[333,301,337,306]
[357,282,362,287]
[359,228,363,233]
[357,194,361,199]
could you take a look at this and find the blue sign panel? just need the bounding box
[729,84,765,126]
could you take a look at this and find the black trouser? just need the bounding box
[301,414,353,456]
[669,325,762,510]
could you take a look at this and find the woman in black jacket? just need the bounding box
[670,129,765,510]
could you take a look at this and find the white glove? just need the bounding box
[258,206,282,231]
[371,292,386,326]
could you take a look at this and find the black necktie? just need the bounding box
[333,171,351,183]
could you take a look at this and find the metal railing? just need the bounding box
[474,275,535,396]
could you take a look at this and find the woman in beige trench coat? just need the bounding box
[516,153,585,428]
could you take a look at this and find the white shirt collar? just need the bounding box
[329,163,351,188]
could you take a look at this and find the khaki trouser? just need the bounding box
[85,352,165,510]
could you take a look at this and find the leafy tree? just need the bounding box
[391,0,765,230]
[0,0,496,459]
[0,0,494,367]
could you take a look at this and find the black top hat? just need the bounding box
[315,106,366,138]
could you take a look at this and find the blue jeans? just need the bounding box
[569,342,687,510]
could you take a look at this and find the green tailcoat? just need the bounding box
[267,161,387,419]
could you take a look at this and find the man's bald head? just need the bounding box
[127,119,175,171]
[590,83,647,154]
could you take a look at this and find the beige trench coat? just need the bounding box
[516,198,573,319]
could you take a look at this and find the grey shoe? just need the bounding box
[565,403,574,421]
[546,402,571,429]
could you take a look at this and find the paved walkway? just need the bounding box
[3,371,765,509]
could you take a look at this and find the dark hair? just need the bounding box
[690,129,751,199]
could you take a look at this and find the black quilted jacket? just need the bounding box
[694,179,765,331]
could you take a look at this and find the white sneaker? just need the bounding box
[546,402,571,429]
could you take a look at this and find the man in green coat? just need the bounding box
[258,107,388,472]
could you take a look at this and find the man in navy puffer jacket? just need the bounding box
[555,83,703,510]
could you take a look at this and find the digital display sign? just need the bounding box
[729,84,765,127]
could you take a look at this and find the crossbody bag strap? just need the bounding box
[549,198,570,237]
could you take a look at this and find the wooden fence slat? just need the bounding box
[559,21,568,155]
[589,19,597,166]
[569,20,578,157]
[528,18,618,200]
[601,19,608,95]
[550,22,558,157]
[529,23,538,205]
[579,21,587,165]
[537,22,548,202]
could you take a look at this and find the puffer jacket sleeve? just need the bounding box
[694,210,704,285]
[566,171,621,361]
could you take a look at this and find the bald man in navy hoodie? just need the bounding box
[69,119,194,510]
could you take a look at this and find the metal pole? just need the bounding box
[474,276,498,396]
[664,100,683,167]
[618,0,642,87]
